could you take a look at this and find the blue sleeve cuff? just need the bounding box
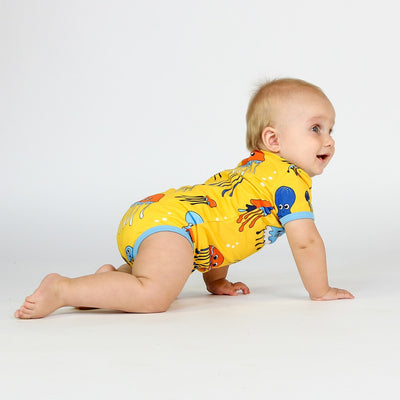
[280,212,314,226]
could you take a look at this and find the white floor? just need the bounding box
[1,252,399,400]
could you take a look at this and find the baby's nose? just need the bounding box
[325,135,335,147]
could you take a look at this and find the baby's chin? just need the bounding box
[307,159,333,177]
[301,165,323,177]
[308,167,328,177]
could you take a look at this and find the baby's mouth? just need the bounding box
[317,154,329,161]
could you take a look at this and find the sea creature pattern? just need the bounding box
[237,199,273,232]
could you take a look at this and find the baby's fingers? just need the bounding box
[311,287,354,301]
[316,287,354,301]
[232,281,250,295]
[334,288,354,300]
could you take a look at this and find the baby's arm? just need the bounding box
[203,265,250,296]
[284,219,354,300]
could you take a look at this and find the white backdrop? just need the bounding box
[1,0,399,281]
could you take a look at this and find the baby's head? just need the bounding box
[246,78,336,177]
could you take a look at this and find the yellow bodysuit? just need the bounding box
[117,150,313,272]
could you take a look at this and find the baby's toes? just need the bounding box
[22,300,35,311]
[15,306,31,319]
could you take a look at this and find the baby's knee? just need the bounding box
[147,305,169,313]
[132,278,178,313]
[123,290,173,314]
[141,298,172,313]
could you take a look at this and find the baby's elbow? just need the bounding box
[285,219,324,252]
[289,233,323,253]
[294,236,318,250]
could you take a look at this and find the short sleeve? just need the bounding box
[274,169,314,227]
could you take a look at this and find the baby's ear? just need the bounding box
[261,127,280,152]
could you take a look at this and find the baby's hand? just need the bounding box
[310,287,354,301]
[207,278,250,296]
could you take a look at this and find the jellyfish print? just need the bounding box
[183,211,204,243]
[193,245,225,272]
[207,151,265,197]
[208,173,244,197]
[119,193,165,232]
[237,150,265,174]
[237,199,273,232]
[175,195,217,208]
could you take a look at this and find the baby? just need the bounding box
[15,78,354,319]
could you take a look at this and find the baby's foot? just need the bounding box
[76,264,116,310]
[14,273,67,319]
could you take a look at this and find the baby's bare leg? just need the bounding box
[116,263,132,273]
[14,232,193,319]
[76,264,133,310]
[93,263,131,274]
[95,264,117,273]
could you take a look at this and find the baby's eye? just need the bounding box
[311,125,320,133]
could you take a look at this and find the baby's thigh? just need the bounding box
[131,231,194,303]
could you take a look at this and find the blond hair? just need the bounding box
[246,78,326,151]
